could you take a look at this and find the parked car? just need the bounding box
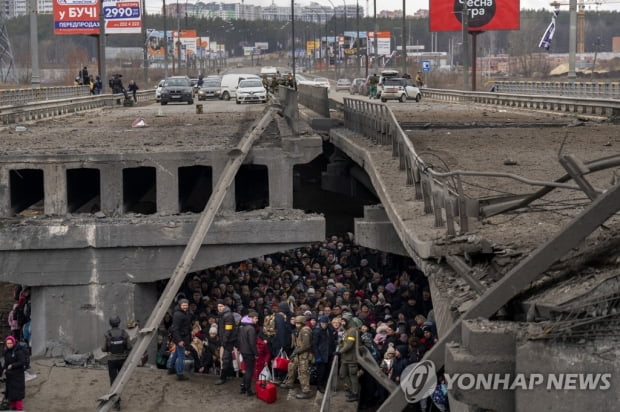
[336,78,351,91]
[219,73,260,100]
[377,69,400,99]
[160,76,194,105]
[380,78,421,103]
[314,77,331,92]
[235,78,267,104]
[349,78,365,94]
[197,78,222,100]
[155,79,165,102]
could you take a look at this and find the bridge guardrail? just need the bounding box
[493,81,620,100]
[342,96,607,237]
[422,88,620,120]
[0,85,91,106]
[0,89,155,126]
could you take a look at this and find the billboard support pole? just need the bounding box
[461,3,469,91]
[471,31,481,91]
[98,0,106,90]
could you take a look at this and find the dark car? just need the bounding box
[197,78,222,100]
[160,76,194,105]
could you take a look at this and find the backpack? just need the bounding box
[107,328,128,355]
[263,314,276,338]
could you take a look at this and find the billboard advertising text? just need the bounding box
[429,0,520,32]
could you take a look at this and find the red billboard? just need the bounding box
[430,0,520,32]
[53,0,99,35]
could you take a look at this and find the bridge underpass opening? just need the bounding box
[235,165,268,211]
[293,143,378,234]
[178,166,212,213]
[66,168,101,213]
[123,167,156,214]
[10,169,44,216]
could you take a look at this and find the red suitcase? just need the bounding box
[256,379,277,404]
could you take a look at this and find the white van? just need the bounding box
[260,66,278,77]
[219,73,261,100]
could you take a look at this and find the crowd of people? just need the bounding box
[155,233,448,411]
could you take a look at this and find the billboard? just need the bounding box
[54,0,142,35]
[368,31,391,56]
[53,0,99,35]
[429,0,520,32]
[103,0,142,34]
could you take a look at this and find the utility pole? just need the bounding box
[98,0,106,89]
[373,0,377,70]
[176,0,181,75]
[29,0,40,88]
[568,0,577,80]
[142,0,148,85]
[291,0,296,77]
[401,0,406,76]
[461,2,469,91]
[163,0,168,78]
[356,0,359,76]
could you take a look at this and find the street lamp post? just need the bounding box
[291,0,296,78]
[326,0,337,76]
[373,0,377,70]
[401,0,406,76]
[163,0,168,78]
[355,0,359,76]
[343,1,347,75]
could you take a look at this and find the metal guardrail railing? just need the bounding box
[342,96,619,238]
[422,88,620,120]
[0,85,91,106]
[0,89,155,126]
[493,81,620,100]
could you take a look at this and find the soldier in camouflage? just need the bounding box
[339,313,360,402]
[281,315,314,399]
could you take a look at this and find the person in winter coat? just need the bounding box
[215,301,238,385]
[238,311,258,396]
[253,327,271,381]
[2,336,26,411]
[168,299,192,380]
[186,335,212,373]
[311,315,335,393]
[271,301,292,382]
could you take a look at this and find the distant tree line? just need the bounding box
[6,10,619,68]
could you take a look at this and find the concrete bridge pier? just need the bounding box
[32,281,158,359]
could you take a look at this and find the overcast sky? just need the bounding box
[145,0,619,15]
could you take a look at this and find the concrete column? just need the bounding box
[0,168,10,217]
[44,164,67,215]
[156,161,179,214]
[212,159,235,211]
[31,282,159,358]
[100,164,123,216]
[268,159,293,208]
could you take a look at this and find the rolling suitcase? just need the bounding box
[256,379,277,404]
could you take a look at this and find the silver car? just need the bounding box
[380,78,422,103]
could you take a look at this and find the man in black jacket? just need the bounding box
[103,315,132,410]
[215,301,238,385]
[312,315,335,393]
[168,299,191,381]
[238,311,258,396]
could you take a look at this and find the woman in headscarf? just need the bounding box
[2,336,26,410]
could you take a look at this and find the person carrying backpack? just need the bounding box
[103,315,132,410]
